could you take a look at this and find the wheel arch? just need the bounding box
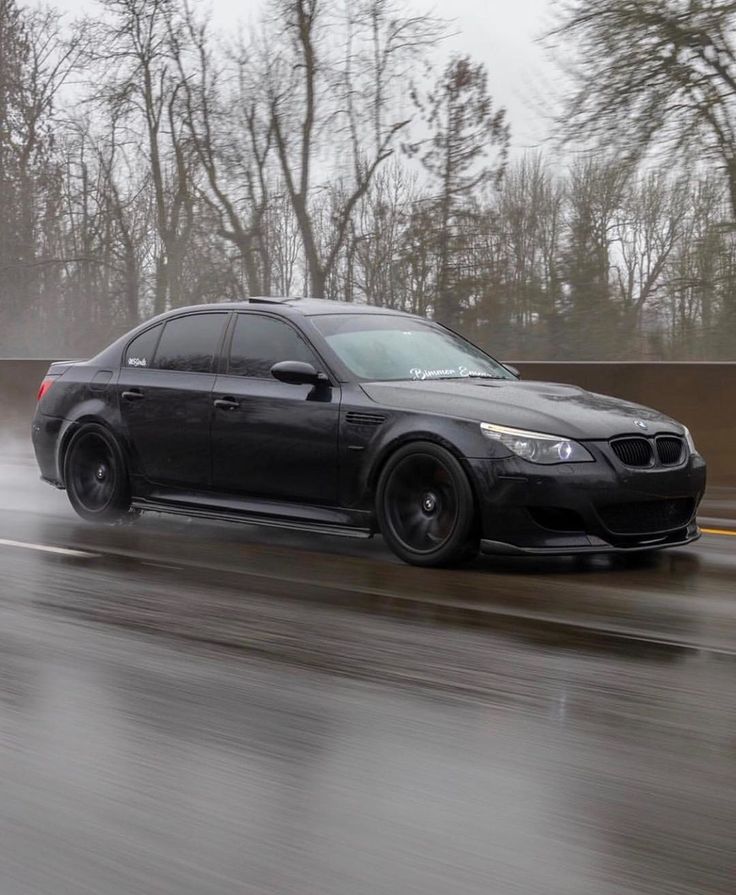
[58,415,130,488]
[366,431,483,521]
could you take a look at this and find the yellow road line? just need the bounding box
[701,528,736,537]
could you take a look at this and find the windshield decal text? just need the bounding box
[410,366,490,381]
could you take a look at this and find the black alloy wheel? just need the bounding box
[377,441,478,567]
[64,425,132,523]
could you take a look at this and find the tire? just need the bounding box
[64,424,132,523]
[376,441,479,567]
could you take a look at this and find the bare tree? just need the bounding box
[496,155,563,333]
[265,0,444,297]
[265,191,303,296]
[349,162,419,308]
[92,0,196,313]
[171,6,275,296]
[610,170,689,345]
[4,0,736,362]
[551,0,736,219]
[0,1,86,347]
[661,174,736,356]
[58,116,146,340]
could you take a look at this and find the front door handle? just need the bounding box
[213,396,240,411]
[122,389,144,402]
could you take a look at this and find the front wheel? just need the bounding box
[64,425,132,523]
[376,442,479,567]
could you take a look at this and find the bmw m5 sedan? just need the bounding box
[32,298,706,566]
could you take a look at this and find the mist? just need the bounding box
[2,0,736,361]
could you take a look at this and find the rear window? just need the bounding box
[152,314,227,374]
[125,324,163,368]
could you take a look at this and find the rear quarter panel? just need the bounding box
[33,363,122,485]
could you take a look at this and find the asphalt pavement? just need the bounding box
[1,446,735,894]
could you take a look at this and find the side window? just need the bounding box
[228,315,317,378]
[125,323,163,369]
[152,314,227,374]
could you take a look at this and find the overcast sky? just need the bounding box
[436,0,558,149]
[49,0,560,151]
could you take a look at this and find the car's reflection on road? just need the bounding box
[3,537,736,895]
[2,455,736,894]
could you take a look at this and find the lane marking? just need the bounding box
[0,527,731,569]
[0,531,732,656]
[0,538,99,559]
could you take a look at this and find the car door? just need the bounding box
[210,312,340,505]
[118,312,229,488]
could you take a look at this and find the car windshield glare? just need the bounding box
[312,314,513,382]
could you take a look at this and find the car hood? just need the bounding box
[361,379,683,440]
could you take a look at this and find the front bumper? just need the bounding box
[480,523,700,556]
[467,447,707,555]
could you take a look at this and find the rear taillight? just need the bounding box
[37,377,55,403]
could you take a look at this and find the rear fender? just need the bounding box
[56,401,127,487]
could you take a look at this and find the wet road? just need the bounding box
[1,452,736,894]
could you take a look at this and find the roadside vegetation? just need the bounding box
[1,0,735,360]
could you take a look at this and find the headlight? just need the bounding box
[683,427,697,455]
[480,423,594,464]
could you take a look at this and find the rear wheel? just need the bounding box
[376,442,478,567]
[64,425,132,523]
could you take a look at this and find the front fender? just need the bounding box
[340,411,499,511]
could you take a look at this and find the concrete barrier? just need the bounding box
[1,359,733,486]
[0,359,60,437]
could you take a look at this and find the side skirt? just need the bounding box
[131,493,375,540]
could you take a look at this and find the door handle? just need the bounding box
[122,389,144,402]
[213,396,240,411]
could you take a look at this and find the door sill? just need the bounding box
[132,492,374,540]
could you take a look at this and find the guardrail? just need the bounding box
[2,359,733,486]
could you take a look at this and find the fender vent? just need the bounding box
[345,411,386,427]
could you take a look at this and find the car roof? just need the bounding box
[154,298,417,319]
[90,297,427,365]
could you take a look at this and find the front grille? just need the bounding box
[345,411,386,427]
[597,498,695,535]
[656,436,685,466]
[610,437,653,467]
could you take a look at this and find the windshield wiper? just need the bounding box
[393,374,505,382]
[433,374,505,381]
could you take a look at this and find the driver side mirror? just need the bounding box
[503,363,520,379]
[271,360,328,386]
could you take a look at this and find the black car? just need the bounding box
[32,298,706,566]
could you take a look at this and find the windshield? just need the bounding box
[312,314,514,383]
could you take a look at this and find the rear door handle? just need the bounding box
[122,389,144,402]
[213,396,240,411]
